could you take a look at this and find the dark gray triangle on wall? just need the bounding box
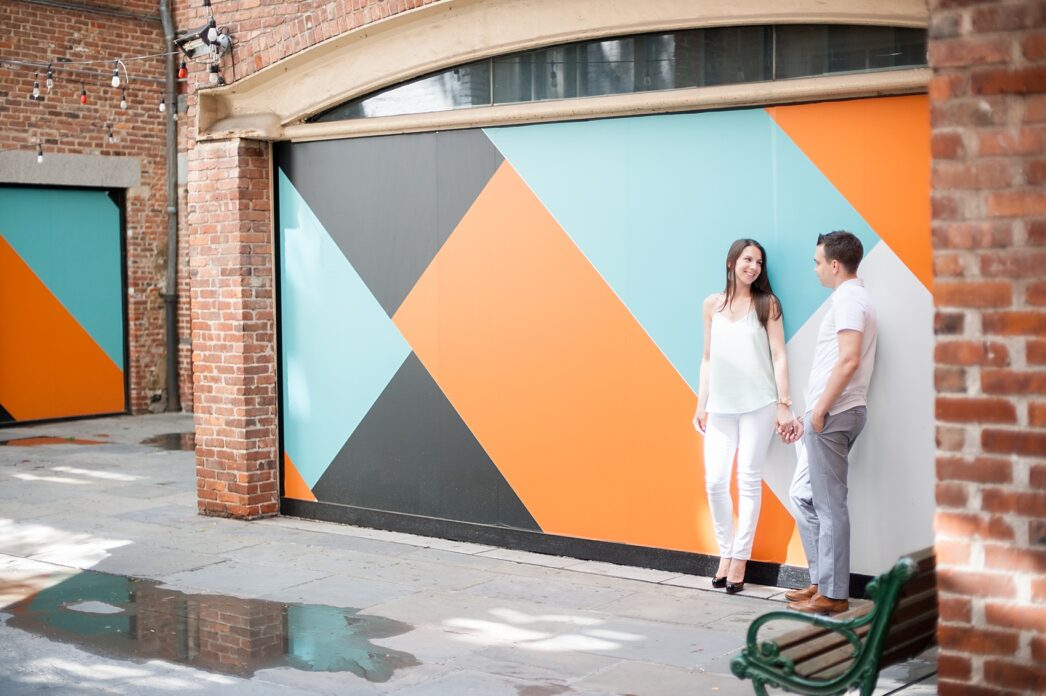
[275,129,504,317]
[311,352,540,531]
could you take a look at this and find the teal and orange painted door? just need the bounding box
[0,186,126,423]
[276,95,934,575]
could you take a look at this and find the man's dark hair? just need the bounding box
[816,230,863,273]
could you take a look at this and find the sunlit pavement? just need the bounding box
[0,414,937,695]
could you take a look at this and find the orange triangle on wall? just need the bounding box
[283,452,317,502]
[768,95,932,291]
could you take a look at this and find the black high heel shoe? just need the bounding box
[725,581,745,594]
[711,576,727,589]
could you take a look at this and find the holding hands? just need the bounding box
[776,405,804,444]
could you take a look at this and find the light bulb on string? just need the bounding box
[46,64,54,91]
[36,142,43,164]
[111,61,120,88]
[178,60,188,79]
[32,72,40,99]
[80,83,87,105]
[120,90,127,109]
[159,96,166,113]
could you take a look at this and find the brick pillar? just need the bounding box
[188,138,279,519]
[929,2,1046,694]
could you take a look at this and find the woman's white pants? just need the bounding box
[703,402,777,561]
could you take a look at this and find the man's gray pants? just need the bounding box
[789,406,867,600]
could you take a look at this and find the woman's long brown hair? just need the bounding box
[718,238,782,328]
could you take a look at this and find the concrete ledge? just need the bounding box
[0,150,141,189]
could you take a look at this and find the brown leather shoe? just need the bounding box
[784,584,817,603]
[788,592,849,615]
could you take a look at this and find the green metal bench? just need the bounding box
[731,548,937,696]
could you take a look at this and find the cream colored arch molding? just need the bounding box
[196,0,929,142]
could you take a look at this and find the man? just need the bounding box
[785,231,877,615]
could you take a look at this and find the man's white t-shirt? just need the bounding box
[804,279,877,415]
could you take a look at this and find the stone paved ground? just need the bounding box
[0,414,936,695]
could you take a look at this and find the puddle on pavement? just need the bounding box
[0,437,107,447]
[140,432,195,451]
[4,570,418,680]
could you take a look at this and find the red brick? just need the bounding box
[931,131,965,159]
[934,160,1015,189]
[934,253,968,277]
[938,624,1019,653]
[933,222,1012,250]
[987,189,1046,217]
[935,536,970,562]
[937,510,1015,541]
[937,396,1017,423]
[937,455,1013,484]
[981,250,1046,278]
[1024,32,1046,60]
[983,659,1046,692]
[937,425,965,451]
[981,487,1046,515]
[936,366,967,392]
[985,545,1046,574]
[1032,462,1046,488]
[936,281,1012,307]
[981,369,1046,395]
[1027,281,1046,306]
[978,127,1045,156]
[985,601,1046,632]
[935,340,1009,366]
[1029,339,1046,364]
[972,4,1046,32]
[979,429,1046,456]
[930,36,1013,68]
[982,311,1046,335]
[935,311,965,335]
[936,481,970,508]
[936,652,972,682]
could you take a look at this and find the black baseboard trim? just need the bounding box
[280,498,873,597]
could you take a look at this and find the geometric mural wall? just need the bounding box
[0,186,126,424]
[276,95,934,574]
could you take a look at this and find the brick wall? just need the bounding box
[929,1,1046,694]
[0,0,193,413]
[173,0,435,517]
[187,138,278,519]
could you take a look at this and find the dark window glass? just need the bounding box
[774,25,927,79]
[312,25,926,122]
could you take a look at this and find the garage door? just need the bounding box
[275,95,933,575]
[0,186,126,424]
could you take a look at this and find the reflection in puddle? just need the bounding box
[5,570,418,680]
[140,432,195,451]
[0,437,107,447]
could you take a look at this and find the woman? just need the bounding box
[694,239,800,594]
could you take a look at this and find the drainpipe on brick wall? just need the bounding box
[159,0,181,412]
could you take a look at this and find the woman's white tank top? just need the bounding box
[705,307,778,414]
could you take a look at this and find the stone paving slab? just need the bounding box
[0,413,936,695]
